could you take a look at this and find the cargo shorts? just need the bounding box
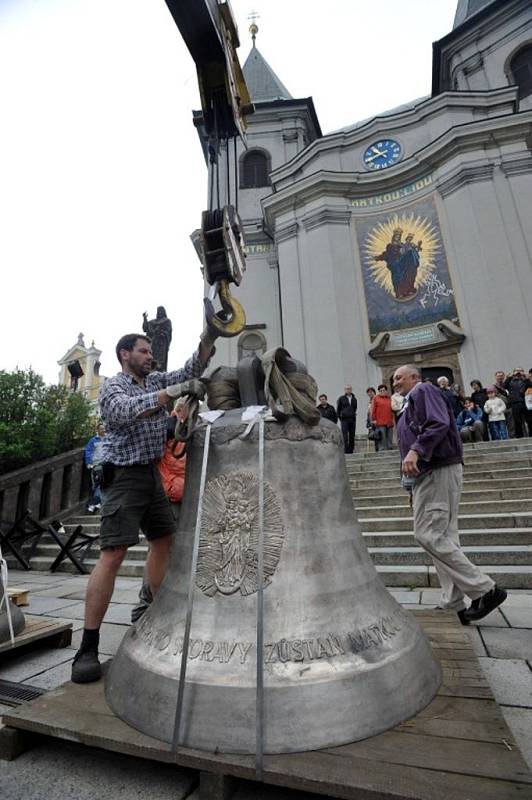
[99,463,177,550]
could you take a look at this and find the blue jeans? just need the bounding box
[376,426,393,451]
[489,420,509,440]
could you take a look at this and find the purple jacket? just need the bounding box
[397,382,463,474]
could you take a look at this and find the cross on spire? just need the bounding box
[248,10,259,45]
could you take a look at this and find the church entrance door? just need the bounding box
[421,366,454,385]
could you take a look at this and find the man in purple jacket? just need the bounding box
[393,364,506,624]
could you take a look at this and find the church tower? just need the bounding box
[195,21,321,367]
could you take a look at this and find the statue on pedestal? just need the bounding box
[142,306,172,371]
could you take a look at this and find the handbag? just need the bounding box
[367,427,382,441]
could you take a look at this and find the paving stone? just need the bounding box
[71,623,127,656]
[23,596,81,615]
[482,627,532,660]
[466,627,487,657]
[26,657,76,690]
[6,573,64,585]
[500,707,532,772]
[101,603,135,625]
[47,602,86,621]
[0,739,197,800]
[0,648,74,683]
[113,578,141,590]
[26,585,82,599]
[501,606,532,628]
[503,594,532,607]
[390,591,421,604]
[478,657,532,706]
[420,590,441,605]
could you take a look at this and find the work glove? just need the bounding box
[166,379,206,401]
[200,319,219,349]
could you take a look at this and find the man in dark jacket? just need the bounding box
[317,394,338,424]
[436,375,463,418]
[504,368,532,438]
[393,364,506,624]
[337,385,357,453]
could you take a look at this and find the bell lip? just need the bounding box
[105,624,442,754]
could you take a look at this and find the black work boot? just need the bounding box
[71,648,102,683]
[463,585,507,623]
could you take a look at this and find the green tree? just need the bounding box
[0,369,94,474]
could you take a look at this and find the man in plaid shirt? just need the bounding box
[72,330,214,683]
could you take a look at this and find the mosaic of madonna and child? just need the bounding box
[355,196,459,337]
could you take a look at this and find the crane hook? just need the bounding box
[204,278,246,338]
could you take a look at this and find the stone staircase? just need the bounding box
[348,438,532,588]
[28,439,532,588]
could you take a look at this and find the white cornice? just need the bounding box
[438,163,495,197]
[301,209,352,232]
[269,88,518,186]
[500,154,532,176]
[262,110,532,226]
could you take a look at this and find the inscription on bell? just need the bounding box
[135,614,402,664]
[196,472,285,597]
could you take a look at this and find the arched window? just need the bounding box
[510,45,532,100]
[238,330,267,360]
[241,150,270,188]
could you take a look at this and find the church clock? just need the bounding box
[362,139,402,170]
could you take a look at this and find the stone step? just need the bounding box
[347,444,532,460]
[346,457,532,477]
[375,564,532,588]
[360,511,532,532]
[65,516,101,526]
[363,527,532,547]
[345,440,532,462]
[369,544,532,567]
[30,556,532,588]
[351,477,532,493]
[355,486,532,504]
[31,541,147,563]
[350,466,532,487]
[357,498,532,518]
[28,553,532,589]
[33,525,532,564]
[28,555,145,578]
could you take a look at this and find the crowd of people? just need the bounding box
[317,367,532,454]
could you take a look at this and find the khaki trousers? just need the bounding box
[412,464,494,611]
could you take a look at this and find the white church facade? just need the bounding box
[195,0,532,401]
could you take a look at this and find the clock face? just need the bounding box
[363,139,402,171]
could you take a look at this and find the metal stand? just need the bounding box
[255,414,265,780]
[172,423,212,751]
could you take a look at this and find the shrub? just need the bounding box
[0,368,94,474]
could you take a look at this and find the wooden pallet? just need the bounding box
[1,611,531,799]
[7,587,29,607]
[0,615,72,655]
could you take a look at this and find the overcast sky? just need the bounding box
[0,0,456,384]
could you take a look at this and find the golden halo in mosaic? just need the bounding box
[364,212,440,300]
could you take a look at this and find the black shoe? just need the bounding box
[71,649,102,683]
[463,585,507,623]
[457,609,470,626]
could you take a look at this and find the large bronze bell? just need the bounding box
[106,411,441,753]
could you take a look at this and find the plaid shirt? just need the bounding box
[99,350,205,465]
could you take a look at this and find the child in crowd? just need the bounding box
[484,387,509,440]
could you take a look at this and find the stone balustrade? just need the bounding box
[0,448,89,526]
